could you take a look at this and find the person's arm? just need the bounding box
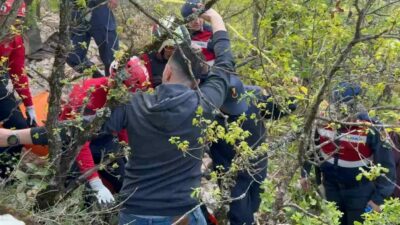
[9,35,34,108]
[9,36,37,126]
[198,9,233,111]
[101,104,128,134]
[196,8,231,69]
[0,128,34,146]
[77,141,114,204]
[76,141,100,181]
[0,101,128,147]
[201,10,226,34]
[368,128,396,208]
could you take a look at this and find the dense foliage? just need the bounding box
[0,0,399,224]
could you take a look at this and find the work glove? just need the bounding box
[0,214,25,225]
[89,177,115,204]
[26,106,38,127]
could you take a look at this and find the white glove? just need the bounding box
[26,106,37,126]
[0,214,25,225]
[89,178,115,204]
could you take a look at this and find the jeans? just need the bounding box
[119,207,207,225]
[229,174,265,225]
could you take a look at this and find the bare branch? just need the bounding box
[0,0,24,40]
[368,0,400,15]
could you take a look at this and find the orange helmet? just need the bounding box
[110,56,150,92]
[0,0,26,17]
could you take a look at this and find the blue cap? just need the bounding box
[220,75,248,115]
[331,82,362,104]
[181,0,201,18]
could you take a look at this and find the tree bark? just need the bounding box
[251,0,261,44]
[36,0,70,209]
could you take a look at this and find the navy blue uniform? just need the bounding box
[210,88,296,225]
[67,0,119,77]
[303,113,396,225]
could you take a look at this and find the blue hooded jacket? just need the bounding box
[101,31,233,216]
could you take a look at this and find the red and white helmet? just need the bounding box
[0,0,26,17]
[110,56,150,92]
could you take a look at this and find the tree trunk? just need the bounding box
[36,0,70,209]
[251,0,261,44]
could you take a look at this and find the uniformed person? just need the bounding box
[66,0,119,78]
[302,82,396,225]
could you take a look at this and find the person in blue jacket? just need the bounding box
[0,7,239,225]
[67,0,119,78]
[301,82,396,225]
[209,80,297,225]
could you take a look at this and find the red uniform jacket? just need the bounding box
[60,77,128,180]
[0,35,33,106]
[318,125,373,168]
[191,26,216,65]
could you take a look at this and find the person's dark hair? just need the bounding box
[168,43,207,81]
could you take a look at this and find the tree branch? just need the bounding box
[0,0,24,40]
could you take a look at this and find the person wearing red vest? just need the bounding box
[0,0,38,178]
[302,82,396,225]
[181,0,216,66]
[60,56,149,204]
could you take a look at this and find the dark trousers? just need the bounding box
[210,145,267,225]
[66,20,119,77]
[0,94,28,178]
[228,173,265,225]
[324,180,374,225]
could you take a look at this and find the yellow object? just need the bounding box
[300,86,308,95]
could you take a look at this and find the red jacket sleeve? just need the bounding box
[9,35,33,107]
[117,129,129,143]
[76,141,99,181]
